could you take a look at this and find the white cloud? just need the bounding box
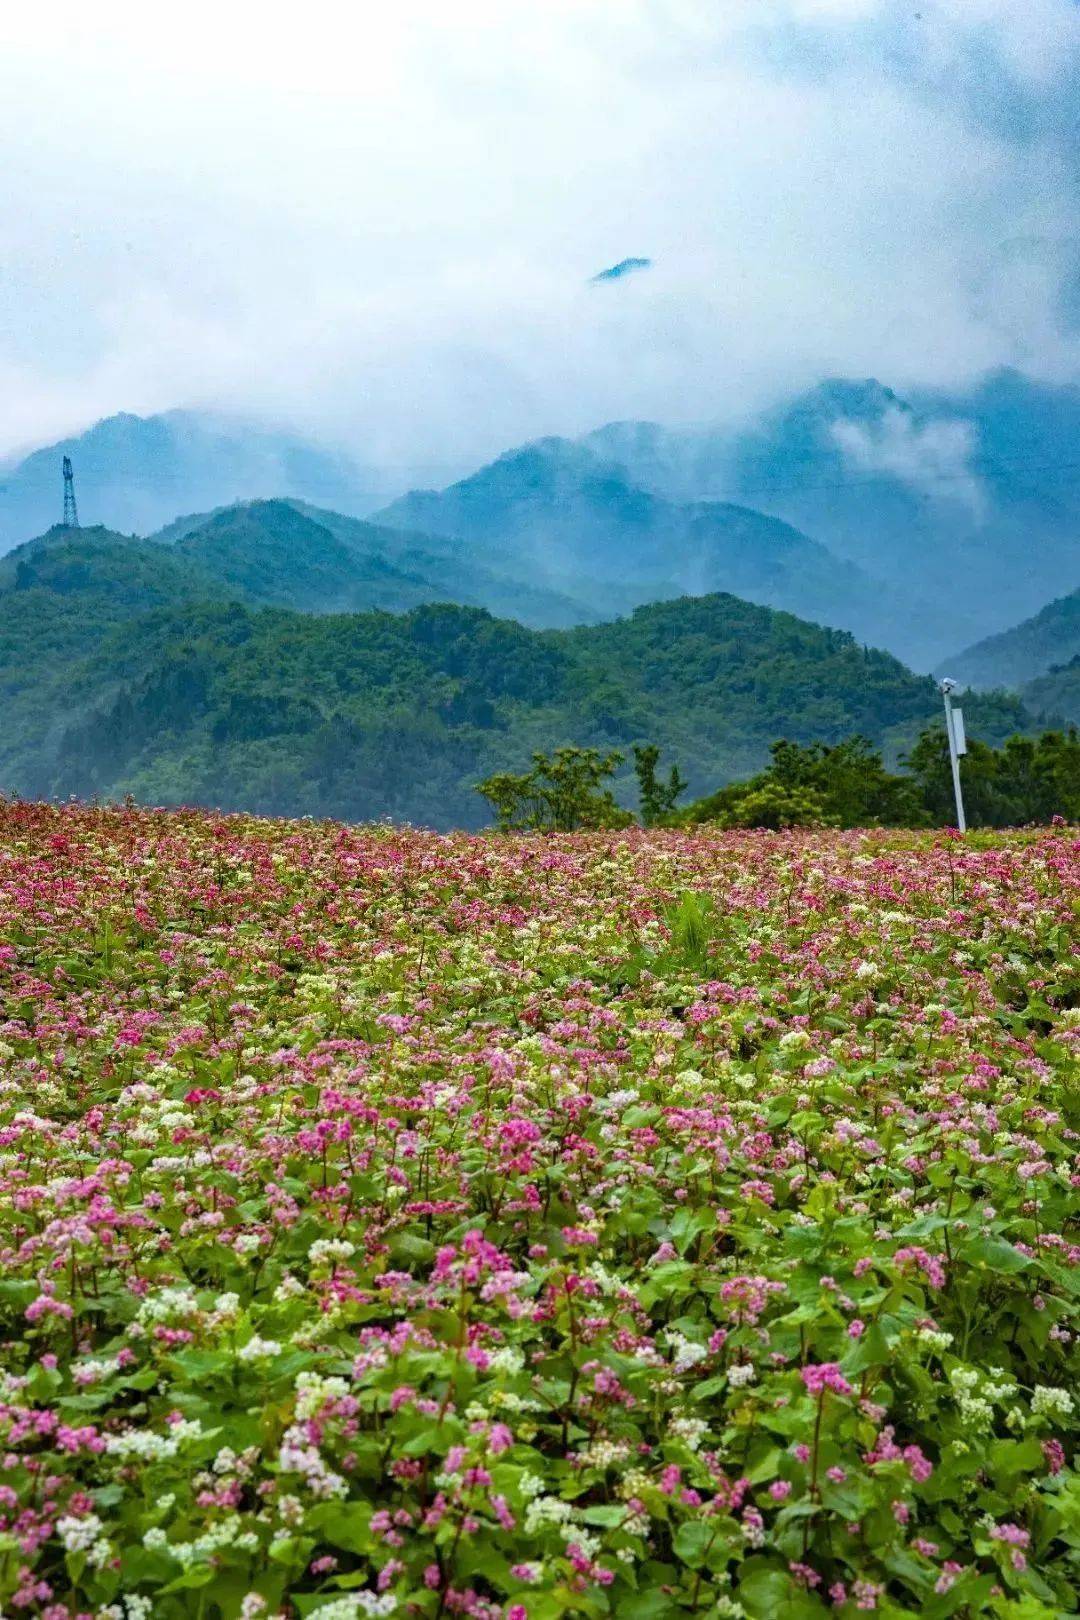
[829,408,986,514]
[0,0,1077,466]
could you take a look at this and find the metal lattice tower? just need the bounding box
[62,456,80,529]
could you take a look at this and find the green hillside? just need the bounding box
[3,577,1032,828]
[0,526,222,745]
[162,498,595,626]
[1023,655,1080,726]
[0,523,217,609]
[372,438,905,647]
[175,500,447,614]
[287,501,596,626]
[948,584,1080,690]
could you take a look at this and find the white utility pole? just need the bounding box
[938,678,967,833]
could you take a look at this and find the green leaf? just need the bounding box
[962,1235,1031,1274]
[672,1520,714,1569]
[615,1589,677,1620]
[388,1231,435,1265]
[737,1563,826,1618]
[581,1504,631,1528]
[843,1321,892,1373]
[306,1502,372,1554]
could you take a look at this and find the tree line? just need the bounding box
[477,726,1080,831]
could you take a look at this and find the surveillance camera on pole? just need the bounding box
[938,678,967,833]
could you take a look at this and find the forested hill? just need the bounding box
[2,551,1032,826]
[948,584,1080,691]
[5,503,591,629]
[371,438,915,652]
[1023,656,1080,727]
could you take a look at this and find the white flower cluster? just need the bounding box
[309,1595,397,1619]
[622,1504,650,1538]
[57,1512,111,1566]
[136,1286,198,1326]
[97,1598,154,1620]
[578,1438,632,1470]
[984,1369,1018,1404]
[144,1514,258,1567]
[294,1370,350,1419]
[1032,1385,1074,1421]
[486,1344,525,1375]
[599,1087,639,1111]
[237,1335,282,1362]
[618,1468,652,1502]
[208,1291,242,1327]
[157,1106,195,1131]
[278,1423,347,1498]
[585,1262,626,1298]
[106,1419,202,1460]
[666,1330,707,1374]
[73,1356,119,1386]
[488,1388,542,1415]
[308,1238,355,1266]
[728,1363,757,1389]
[949,1367,1017,1431]
[669,1415,708,1451]
[520,1490,602,1556]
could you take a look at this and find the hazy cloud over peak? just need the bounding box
[1,0,1078,470]
[829,408,986,515]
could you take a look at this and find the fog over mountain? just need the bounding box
[582,371,1080,659]
[2,3,1079,467]
[2,2,1078,683]
[4,363,1079,672]
[0,411,392,551]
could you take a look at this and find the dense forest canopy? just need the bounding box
[0,520,1036,827]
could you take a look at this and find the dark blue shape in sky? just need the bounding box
[590,257,652,284]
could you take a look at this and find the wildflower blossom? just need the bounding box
[0,807,1074,1615]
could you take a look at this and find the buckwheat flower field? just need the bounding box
[1,805,1079,1620]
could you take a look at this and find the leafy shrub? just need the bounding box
[477,746,634,830]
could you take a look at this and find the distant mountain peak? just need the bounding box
[590,257,652,283]
[805,378,910,419]
[0,410,384,553]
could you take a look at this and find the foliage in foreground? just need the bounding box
[479,729,1080,834]
[683,729,1080,831]
[681,739,923,830]
[0,806,1077,1620]
[476,749,634,832]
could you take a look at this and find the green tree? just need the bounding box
[632,744,687,826]
[684,736,925,829]
[903,725,1080,827]
[712,781,833,830]
[476,747,634,832]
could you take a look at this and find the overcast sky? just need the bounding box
[2,0,1079,469]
